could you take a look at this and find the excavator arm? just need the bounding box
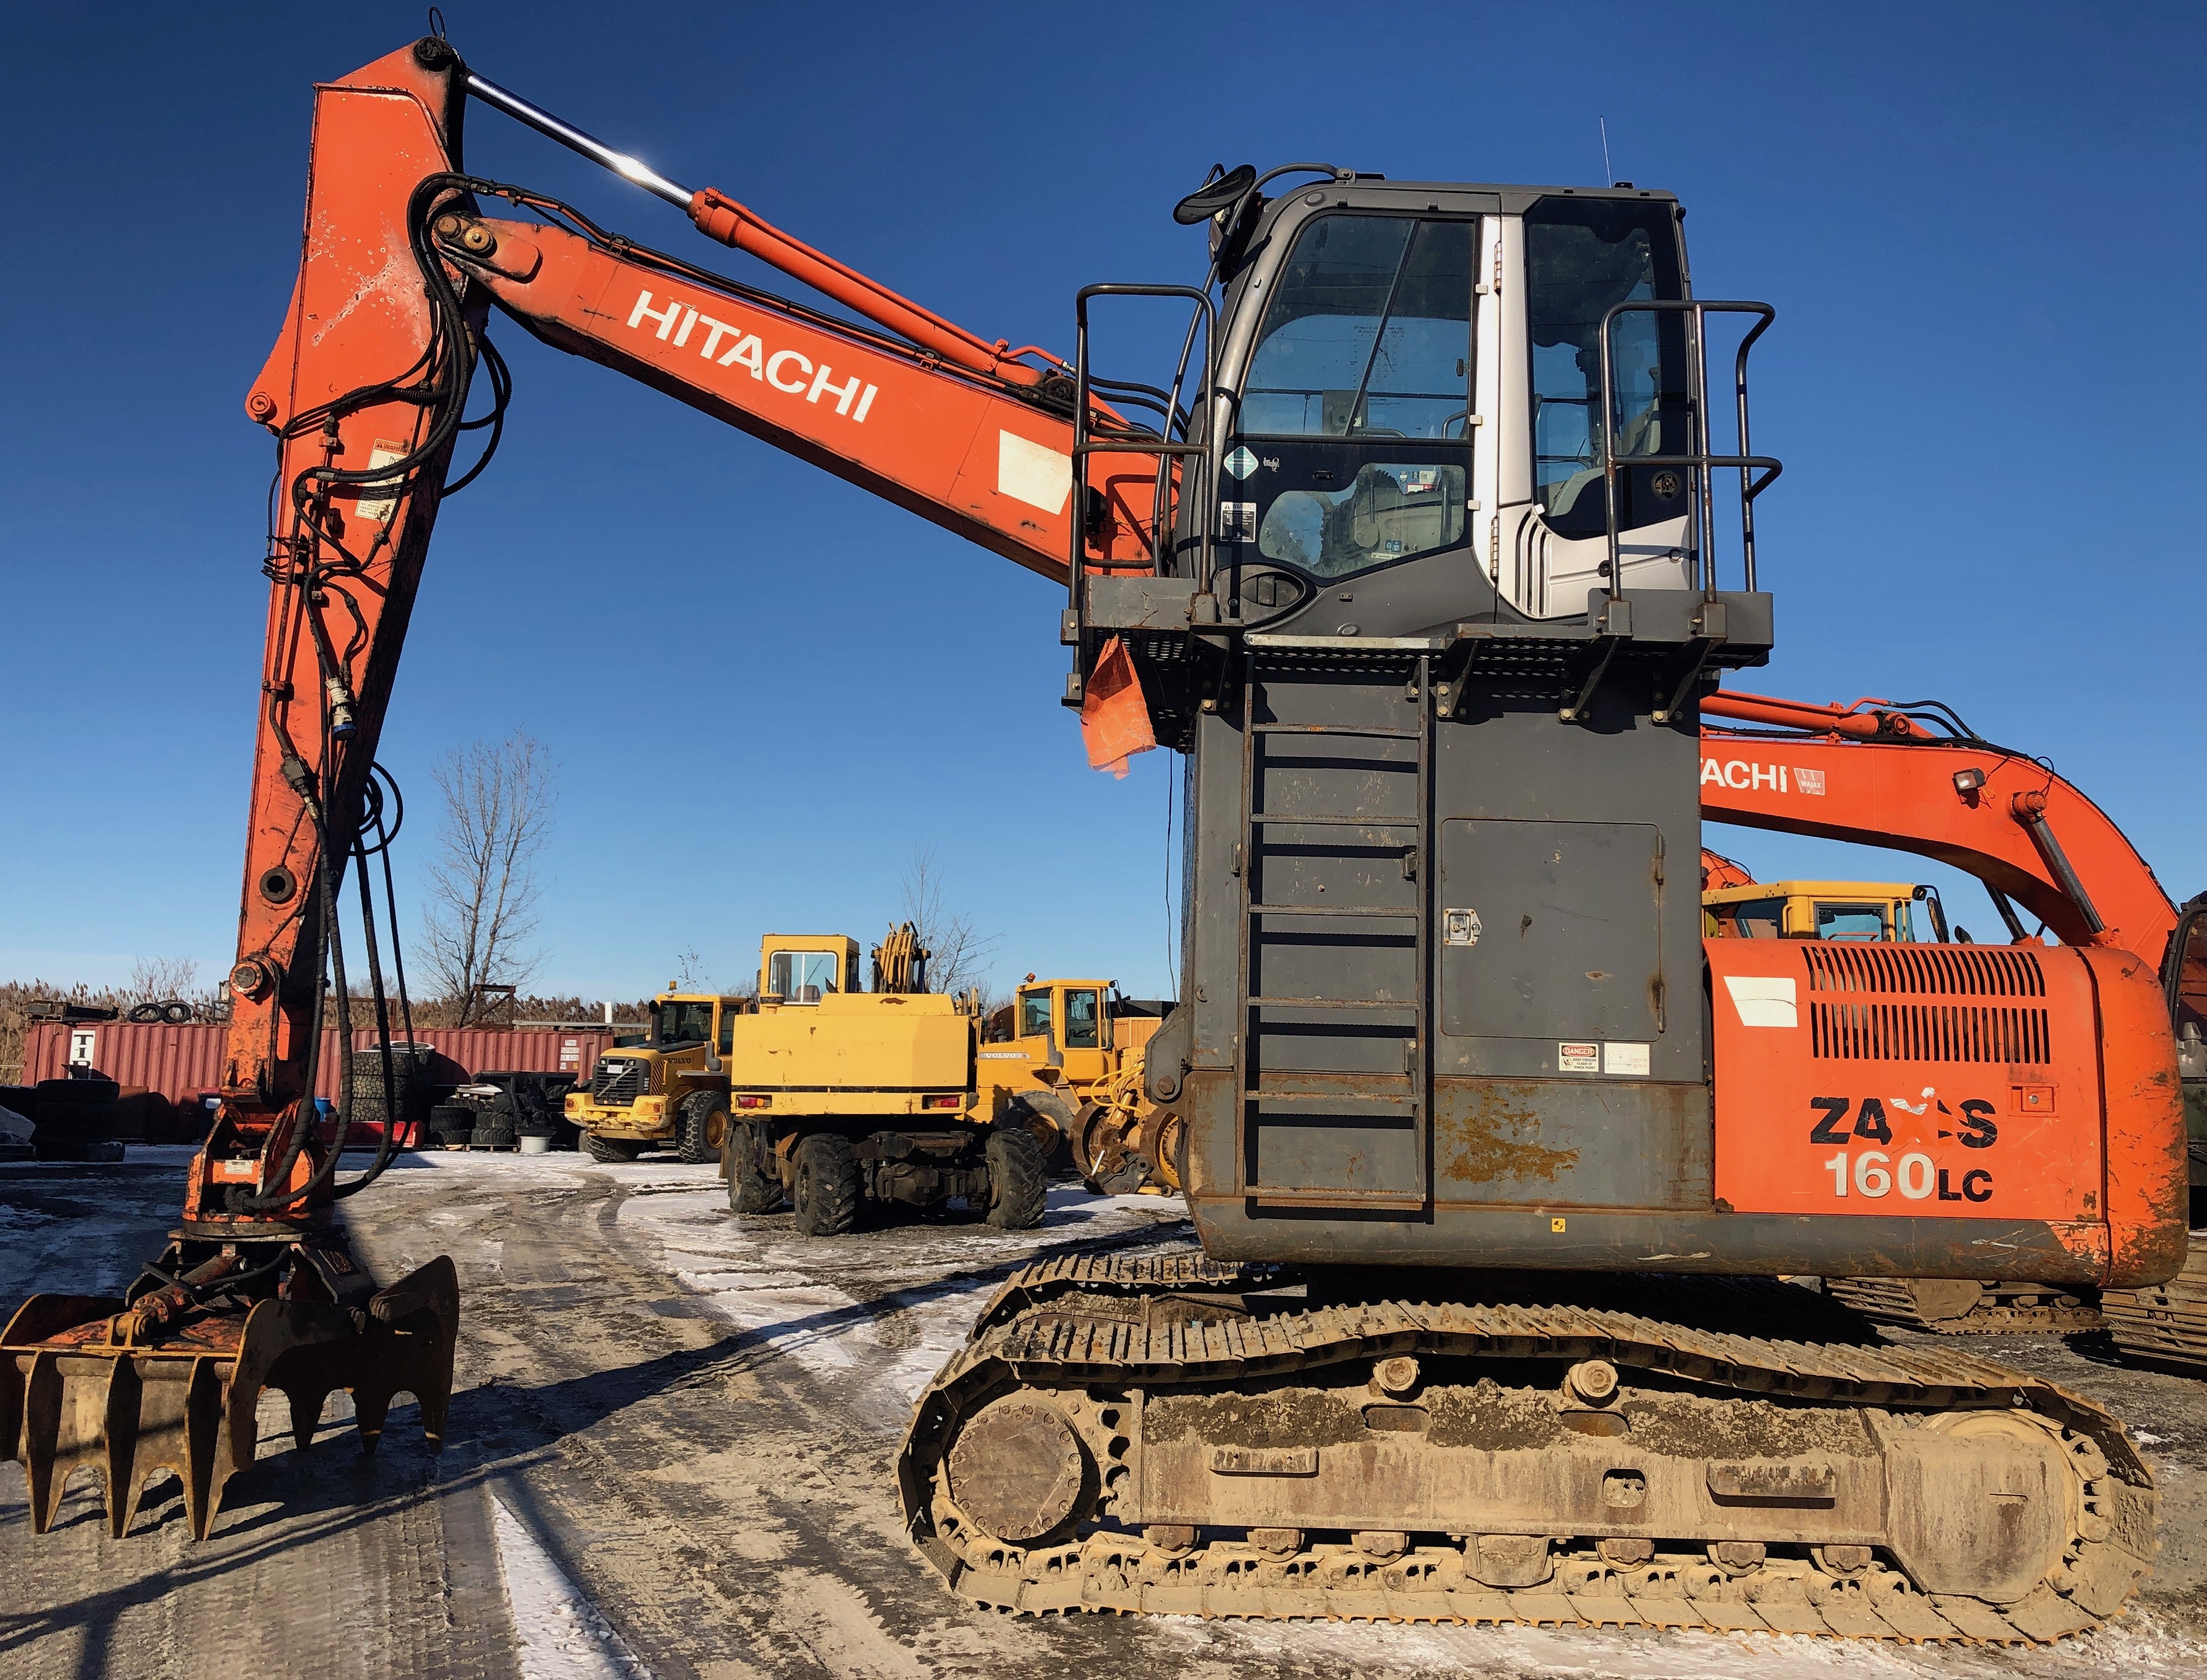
[1,34,1183,1540]
[230,38,1173,1179]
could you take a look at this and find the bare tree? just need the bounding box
[127,957,203,1004]
[670,945,712,993]
[418,728,559,1024]
[901,847,999,1000]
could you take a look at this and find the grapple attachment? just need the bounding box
[2,1254,456,1538]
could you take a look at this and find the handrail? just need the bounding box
[1596,299,1782,601]
[1070,285,1218,656]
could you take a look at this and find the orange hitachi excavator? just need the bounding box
[1695,688,2207,1350]
[2,31,2193,1646]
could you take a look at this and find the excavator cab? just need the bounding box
[1213,191,1697,622]
[1071,170,1783,1232]
[759,935,861,1005]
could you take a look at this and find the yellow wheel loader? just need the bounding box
[566,990,757,1165]
[976,979,1177,1192]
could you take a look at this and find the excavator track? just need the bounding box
[1823,1277,2106,1336]
[2103,1234,2207,1374]
[899,1253,2154,1643]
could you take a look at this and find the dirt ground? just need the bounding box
[3,1148,2205,1680]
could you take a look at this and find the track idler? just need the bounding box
[1,1247,456,1538]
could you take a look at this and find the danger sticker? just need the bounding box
[1558,1042,1599,1072]
[350,438,412,524]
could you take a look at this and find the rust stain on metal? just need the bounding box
[1434,1087,1578,1185]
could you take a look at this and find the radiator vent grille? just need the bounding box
[1810,1000,2051,1062]
[1802,942,2045,999]
[590,1058,648,1105]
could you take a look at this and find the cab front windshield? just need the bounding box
[769,950,842,1003]
[1234,213,1473,581]
[652,1000,716,1045]
[1710,898,1783,938]
[1817,903,1892,942]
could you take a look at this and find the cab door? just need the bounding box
[1058,986,1109,1084]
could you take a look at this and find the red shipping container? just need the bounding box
[22,1021,625,1105]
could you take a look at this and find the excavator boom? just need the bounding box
[1,33,1175,1544]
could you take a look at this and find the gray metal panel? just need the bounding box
[1253,1102,1421,1196]
[1429,688,1701,1085]
[1430,1077,1710,1209]
[1439,818,1662,1040]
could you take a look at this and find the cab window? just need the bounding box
[1257,463,1466,581]
[718,1005,737,1054]
[1063,989,1101,1050]
[652,1000,715,1044]
[1232,213,1474,583]
[1019,989,1052,1040]
[768,950,842,1002]
[1244,216,1474,440]
[1525,197,1689,540]
[1815,903,1888,942]
[1723,899,1783,939]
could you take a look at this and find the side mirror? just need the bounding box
[1174,163,1257,226]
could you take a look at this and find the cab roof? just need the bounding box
[1703,881,1920,903]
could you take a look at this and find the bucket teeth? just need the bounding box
[2,1254,459,1540]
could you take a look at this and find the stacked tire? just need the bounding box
[472,1091,521,1151]
[476,1071,581,1152]
[346,1044,435,1146]
[426,1103,477,1148]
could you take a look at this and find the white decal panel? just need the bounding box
[1723,974,1799,1029]
[997,430,1073,514]
[350,438,412,524]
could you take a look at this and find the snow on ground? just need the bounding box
[492,1490,654,1680]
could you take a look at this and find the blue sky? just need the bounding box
[2,2,2200,1001]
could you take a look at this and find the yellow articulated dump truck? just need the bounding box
[720,930,1049,1236]
[566,988,757,1164]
